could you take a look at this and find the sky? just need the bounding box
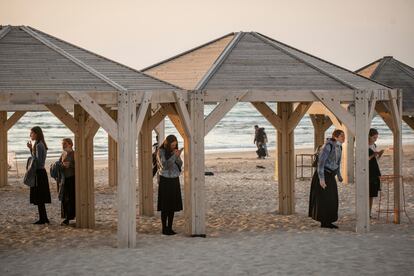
[1,0,413,71]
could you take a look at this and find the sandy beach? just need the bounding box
[0,146,413,275]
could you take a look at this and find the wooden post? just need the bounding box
[346,104,355,184]
[0,112,7,187]
[277,102,295,214]
[309,114,332,150]
[138,107,154,216]
[74,105,96,228]
[392,90,403,224]
[354,90,370,233]
[184,90,206,236]
[117,91,137,248]
[108,110,118,187]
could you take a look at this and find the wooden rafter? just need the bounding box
[46,104,78,133]
[287,102,312,133]
[136,92,152,133]
[251,102,282,131]
[173,91,192,138]
[4,111,26,131]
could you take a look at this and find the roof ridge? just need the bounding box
[21,26,127,92]
[255,32,393,90]
[195,32,244,90]
[27,26,182,91]
[370,57,390,79]
[0,25,11,41]
[251,32,356,89]
[141,32,235,72]
[355,57,383,75]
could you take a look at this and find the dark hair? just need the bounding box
[31,126,48,154]
[160,135,178,153]
[331,129,345,141]
[254,125,259,128]
[369,128,379,137]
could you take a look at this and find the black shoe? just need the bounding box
[168,229,177,235]
[61,219,69,226]
[45,219,50,224]
[162,228,168,235]
[329,223,338,229]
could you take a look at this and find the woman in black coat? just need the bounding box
[27,126,51,224]
[368,128,383,217]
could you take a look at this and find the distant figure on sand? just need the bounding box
[309,129,345,229]
[368,128,383,218]
[254,125,268,159]
[27,126,51,224]
[59,138,76,226]
[157,135,183,235]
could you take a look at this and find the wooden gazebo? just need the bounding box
[143,31,404,233]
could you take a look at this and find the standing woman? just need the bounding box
[27,126,51,224]
[368,128,384,217]
[59,138,76,225]
[157,135,183,235]
[309,129,345,229]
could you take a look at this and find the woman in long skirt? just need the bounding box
[309,129,345,229]
[59,138,76,225]
[368,128,383,217]
[156,135,183,235]
[27,126,51,224]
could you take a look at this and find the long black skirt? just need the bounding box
[30,168,51,205]
[369,176,381,198]
[308,170,338,224]
[157,176,183,212]
[61,176,76,220]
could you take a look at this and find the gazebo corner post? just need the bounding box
[138,106,154,217]
[0,111,8,187]
[184,90,206,236]
[354,90,370,233]
[277,102,295,215]
[345,104,356,184]
[117,90,138,248]
[392,89,403,224]
[108,109,118,187]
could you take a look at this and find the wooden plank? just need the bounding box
[149,106,168,132]
[85,115,100,139]
[136,92,152,133]
[309,114,332,149]
[117,91,137,248]
[277,103,295,214]
[375,102,395,131]
[4,111,26,131]
[204,92,246,135]
[173,91,192,138]
[368,91,378,124]
[161,103,187,138]
[354,90,370,233]
[312,91,356,136]
[287,102,312,133]
[0,112,7,187]
[46,104,78,133]
[68,91,118,141]
[403,116,414,130]
[251,102,282,131]
[108,110,118,187]
[393,90,403,224]
[388,91,401,134]
[138,108,154,216]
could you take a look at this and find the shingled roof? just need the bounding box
[356,56,414,115]
[0,25,181,93]
[143,32,390,92]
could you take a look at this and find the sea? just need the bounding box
[6,103,414,160]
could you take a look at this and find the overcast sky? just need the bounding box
[1,0,413,71]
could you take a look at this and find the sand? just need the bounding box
[0,146,413,275]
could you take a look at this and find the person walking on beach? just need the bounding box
[59,138,76,226]
[157,135,183,235]
[254,125,268,158]
[368,128,383,218]
[27,126,51,224]
[309,129,345,229]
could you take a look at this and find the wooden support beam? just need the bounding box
[74,105,95,229]
[4,111,26,131]
[368,91,378,124]
[161,103,186,138]
[354,90,370,233]
[309,114,332,150]
[46,105,78,133]
[117,91,138,248]
[68,91,118,141]
[173,91,192,138]
[287,102,312,133]
[184,91,206,236]
[277,103,295,215]
[204,92,246,136]
[138,107,154,216]
[393,90,403,224]
[251,102,282,131]
[388,91,401,134]
[108,110,118,187]
[375,102,395,131]
[148,105,168,131]
[403,116,414,130]
[312,91,355,136]
[136,92,152,132]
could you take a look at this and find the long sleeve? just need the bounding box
[317,143,331,181]
[336,149,342,179]
[33,142,47,169]
[157,149,177,171]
